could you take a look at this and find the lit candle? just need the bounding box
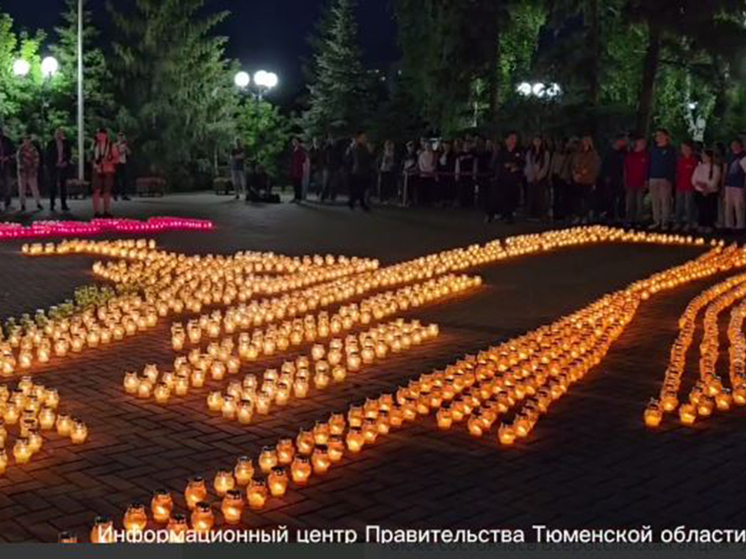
[191,502,214,534]
[221,489,244,525]
[213,469,236,497]
[123,503,148,533]
[247,478,268,510]
[70,420,88,444]
[290,456,312,485]
[90,517,114,544]
[268,467,288,497]
[184,477,208,510]
[151,489,174,524]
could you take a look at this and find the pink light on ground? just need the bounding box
[0,218,214,241]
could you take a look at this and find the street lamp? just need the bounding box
[234,71,250,89]
[517,81,562,99]
[13,59,30,78]
[41,56,59,78]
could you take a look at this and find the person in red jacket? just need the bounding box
[289,137,307,203]
[674,141,698,231]
[623,136,650,225]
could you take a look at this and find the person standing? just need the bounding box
[289,137,306,203]
[378,140,397,203]
[46,128,72,212]
[0,127,15,212]
[648,128,677,230]
[349,131,373,211]
[674,141,698,231]
[549,139,572,221]
[437,140,457,206]
[723,138,746,232]
[230,138,246,200]
[489,131,523,223]
[417,140,437,206]
[623,136,650,225]
[115,132,131,201]
[693,149,721,233]
[91,128,119,218]
[17,135,43,212]
[570,135,601,223]
[524,135,551,220]
[600,135,628,223]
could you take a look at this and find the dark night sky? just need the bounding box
[2,0,399,105]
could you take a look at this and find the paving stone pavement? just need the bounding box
[1,193,744,542]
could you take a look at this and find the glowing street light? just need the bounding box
[41,56,59,79]
[13,59,30,78]
[254,70,278,90]
[517,81,561,99]
[234,71,251,89]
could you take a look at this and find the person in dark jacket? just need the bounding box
[489,131,523,223]
[0,127,15,212]
[45,128,72,212]
[599,135,628,223]
[648,128,677,230]
[289,137,307,203]
[349,131,373,211]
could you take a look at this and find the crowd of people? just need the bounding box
[0,127,131,217]
[276,128,746,233]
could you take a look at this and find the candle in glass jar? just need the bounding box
[191,502,214,533]
[151,489,174,524]
[70,420,88,444]
[90,517,114,544]
[221,489,244,525]
[123,503,148,533]
[276,438,295,465]
[258,447,278,474]
[246,478,268,510]
[290,456,312,485]
[268,467,288,497]
[184,477,208,510]
[166,514,188,543]
[213,469,236,497]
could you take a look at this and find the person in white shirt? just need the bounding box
[115,132,131,201]
[417,140,437,206]
[693,149,721,233]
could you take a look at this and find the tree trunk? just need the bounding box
[588,0,600,110]
[710,55,730,138]
[636,21,662,137]
[488,31,501,131]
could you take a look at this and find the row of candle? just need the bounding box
[6,217,213,243]
[645,246,746,427]
[1,294,163,376]
[174,274,478,347]
[207,320,440,423]
[0,378,87,473]
[92,240,734,538]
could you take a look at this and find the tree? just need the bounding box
[236,99,292,178]
[108,0,240,187]
[303,0,373,138]
[49,0,114,143]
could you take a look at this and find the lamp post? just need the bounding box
[40,56,59,140]
[77,0,84,182]
[234,69,278,101]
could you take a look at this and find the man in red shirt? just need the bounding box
[674,141,698,230]
[624,136,650,225]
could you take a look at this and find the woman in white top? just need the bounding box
[693,149,721,232]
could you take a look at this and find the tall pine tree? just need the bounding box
[303,0,372,138]
[109,0,239,186]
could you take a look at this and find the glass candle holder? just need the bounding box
[290,456,312,485]
[151,489,174,524]
[90,517,114,544]
[123,503,148,533]
[214,469,236,497]
[268,467,289,497]
[246,478,268,510]
[259,446,278,474]
[221,489,244,525]
[70,420,88,444]
[184,477,208,510]
[311,445,331,475]
[191,502,214,534]
[276,438,295,465]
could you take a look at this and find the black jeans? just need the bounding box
[292,176,303,201]
[349,174,370,209]
[115,163,128,198]
[49,166,69,208]
[0,166,11,207]
[695,191,717,228]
